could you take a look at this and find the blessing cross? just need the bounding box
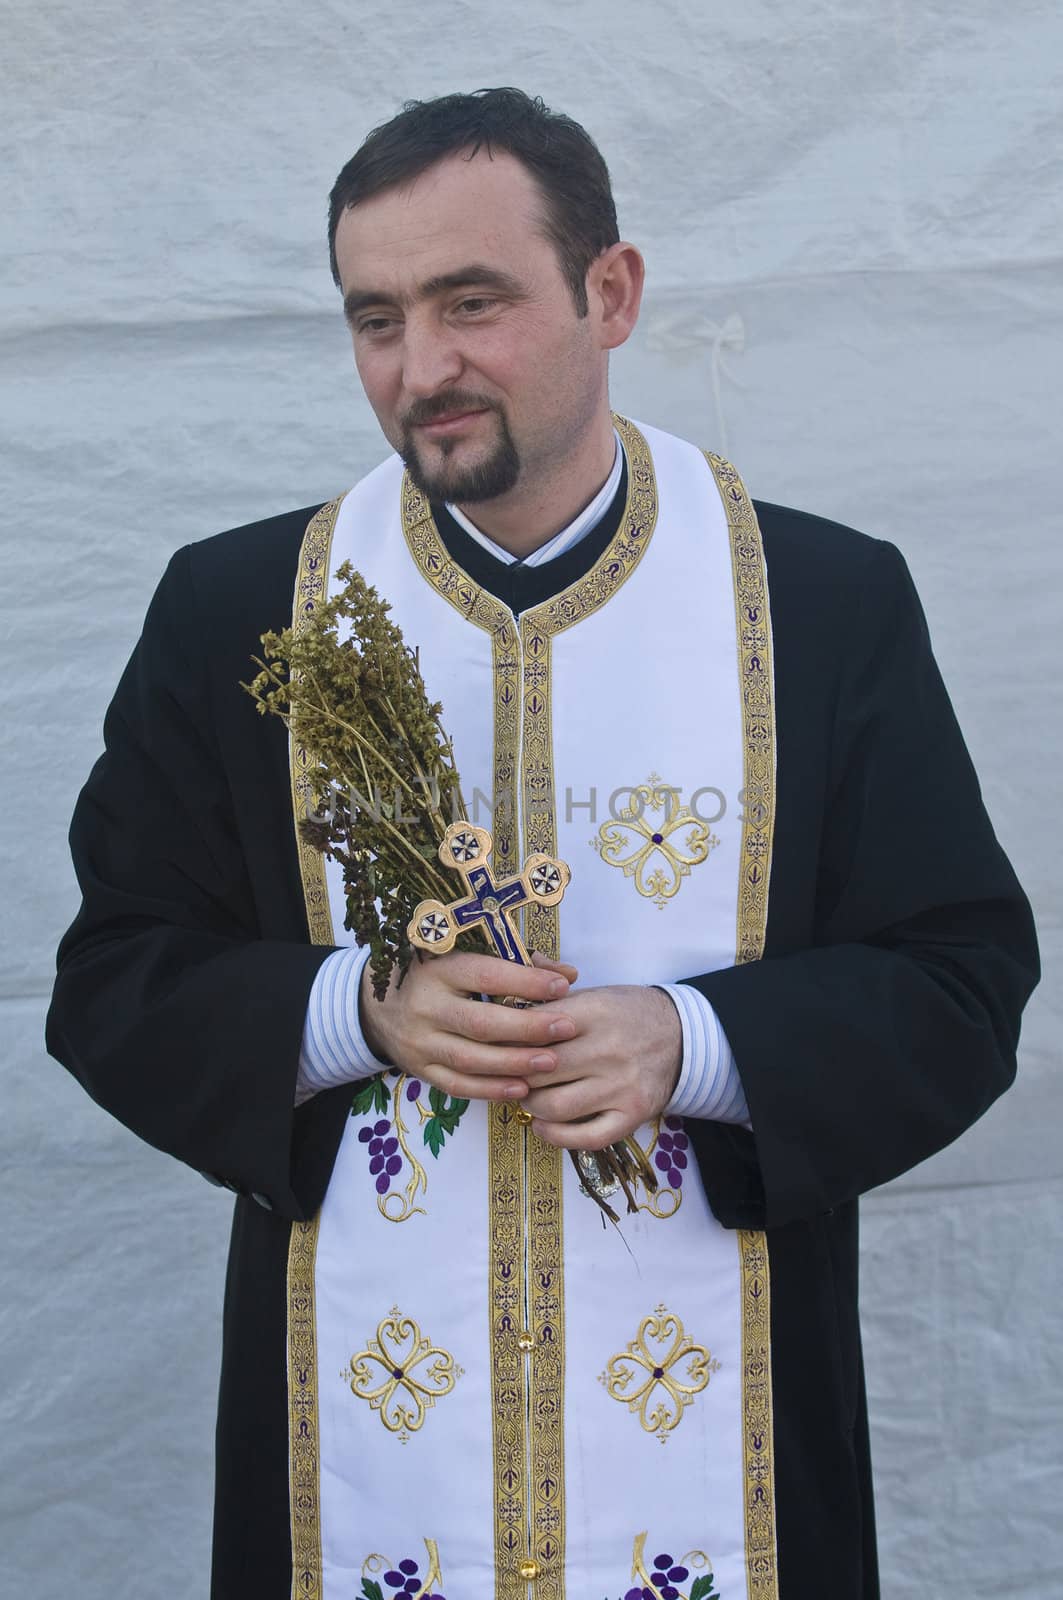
[409,822,654,1222]
[407,822,570,965]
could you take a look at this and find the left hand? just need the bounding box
[519,983,682,1150]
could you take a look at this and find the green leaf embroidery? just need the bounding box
[438,1097,469,1131]
[350,1075,387,1118]
[690,1574,720,1600]
[359,1581,385,1600]
[422,1094,470,1157]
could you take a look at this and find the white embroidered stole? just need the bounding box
[286,418,778,1600]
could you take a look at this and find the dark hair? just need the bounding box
[327,88,619,316]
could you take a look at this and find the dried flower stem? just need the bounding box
[244,563,654,1219]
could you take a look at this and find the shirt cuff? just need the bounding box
[657,983,751,1127]
[296,946,390,1105]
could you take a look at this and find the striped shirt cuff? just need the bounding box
[296,946,389,1104]
[657,983,751,1127]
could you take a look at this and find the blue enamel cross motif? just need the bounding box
[407,822,570,966]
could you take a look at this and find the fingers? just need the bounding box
[419,1028,561,1083]
[420,1063,532,1103]
[530,1107,634,1150]
[376,982,573,1097]
[530,951,580,984]
[520,1076,601,1123]
[522,1075,654,1129]
[450,995,576,1049]
[359,949,588,1106]
[441,950,574,1004]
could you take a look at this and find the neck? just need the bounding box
[453,409,617,559]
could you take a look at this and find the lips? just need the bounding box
[415,409,489,435]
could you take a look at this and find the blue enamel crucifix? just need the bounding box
[407,822,570,965]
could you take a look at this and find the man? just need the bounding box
[47,89,1038,1600]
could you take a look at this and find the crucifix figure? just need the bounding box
[407,822,570,963]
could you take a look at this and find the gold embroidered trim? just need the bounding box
[706,451,779,1596]
[488,1100,529,1598]
[516,615,556,961]
[739,1230,777,1596]
[521,413,659,642]
[345,1307,463,1441]
[491,615,521,877]
[510,614,568,1597]
[527,1111,564,1595]
[704,454,775,968]
[599,1303,720,1445]
[489,610,567,1597]
[289,496,344,947]
[400,471,513,634]
[288,1214,323,1600]
[286,499,342,1600]
[517,624,561,1596]
[398,413,657,647]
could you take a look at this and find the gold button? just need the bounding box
[518,1557,540,1580]
[516,1330,534,1352]
[513,1105,534,1125]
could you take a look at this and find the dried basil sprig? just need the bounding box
[244,561,655,1218]
[245,561,477,998]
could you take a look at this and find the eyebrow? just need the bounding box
[342,265,528,325]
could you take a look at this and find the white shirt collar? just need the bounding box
[446,430,624,568]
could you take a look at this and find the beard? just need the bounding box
[400,396,520,504]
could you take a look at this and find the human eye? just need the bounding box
[355,314,399,338]
[455,295,497,317]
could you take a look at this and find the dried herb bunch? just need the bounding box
[244,561,656,1221]
[245,561,486,998]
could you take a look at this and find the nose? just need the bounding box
[401,314,463,398]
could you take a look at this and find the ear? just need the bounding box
[587,241,645,351]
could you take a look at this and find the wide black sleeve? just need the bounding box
[46,545,338,1220]
[683,537,1039,1230]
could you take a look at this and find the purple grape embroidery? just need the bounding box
[350,1073,422,1217]
[356,1116,404,1195]
[358,1546,446,1600]
[653,1116,689,1191]
[350,1073,468,1219]
[610,1535,720,1600]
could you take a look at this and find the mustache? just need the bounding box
[402,393,499,429]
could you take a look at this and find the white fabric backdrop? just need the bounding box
[2,1,1059,1594]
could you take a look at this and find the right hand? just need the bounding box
[358,949,579,1103]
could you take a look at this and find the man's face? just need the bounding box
[333,149,605,505]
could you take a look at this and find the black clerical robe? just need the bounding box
[47,485,1039,1600]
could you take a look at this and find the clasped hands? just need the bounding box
[359,949,682,1150]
